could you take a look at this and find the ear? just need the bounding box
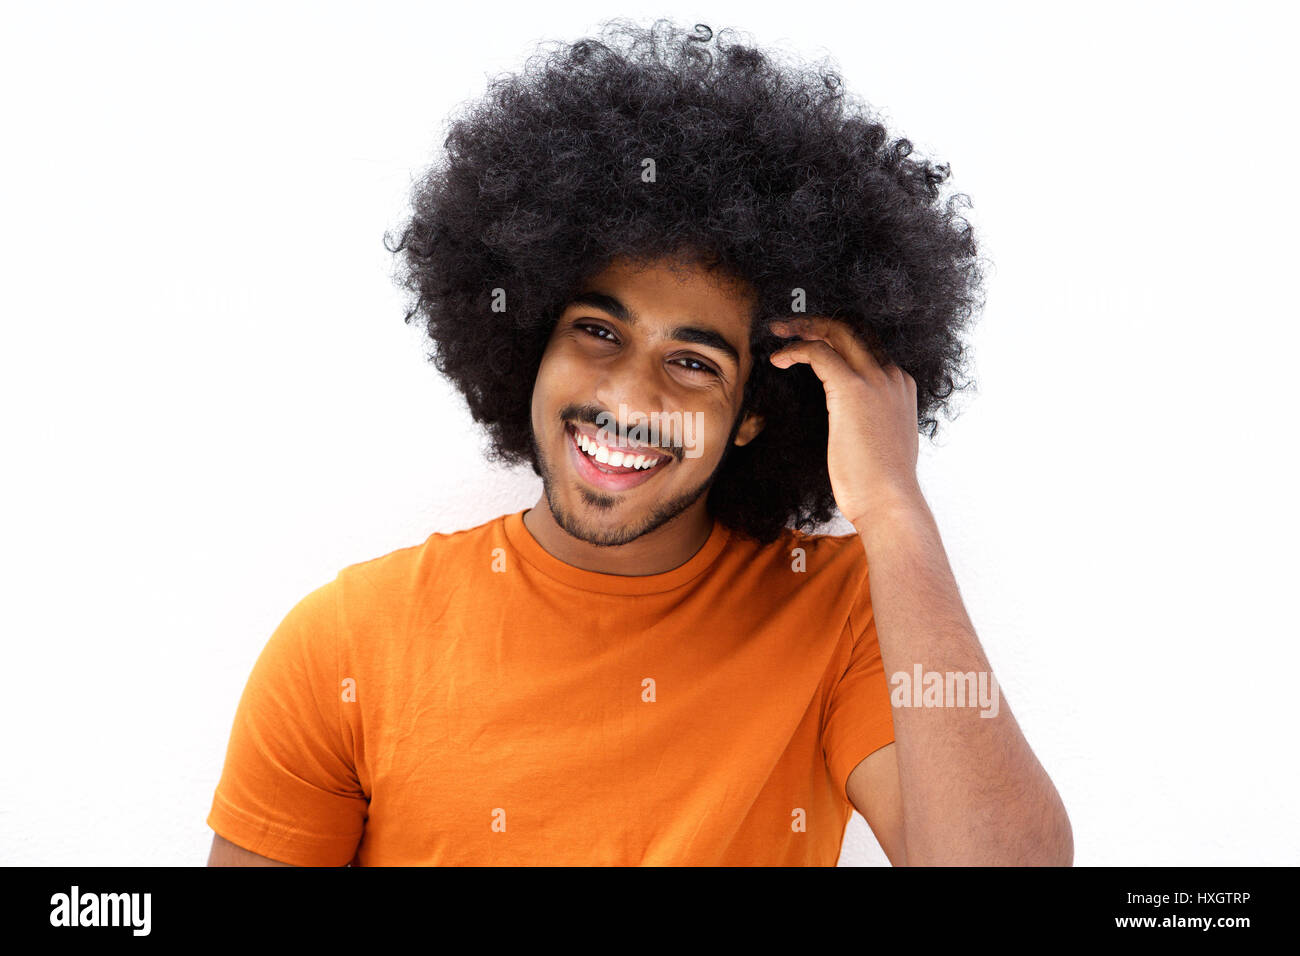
[733,411,765,447]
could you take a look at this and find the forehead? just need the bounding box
[569,257,757,328]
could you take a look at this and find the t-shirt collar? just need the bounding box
[502,508,731,595]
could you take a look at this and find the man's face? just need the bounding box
[528,257,765,546]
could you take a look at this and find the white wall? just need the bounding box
[2,0,1295,866]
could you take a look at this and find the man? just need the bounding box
[207,18,1071,866]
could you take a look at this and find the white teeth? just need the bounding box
[572,428,665,470]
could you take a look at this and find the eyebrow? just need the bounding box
[564,291,742,366]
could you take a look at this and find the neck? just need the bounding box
[521,497,715,576]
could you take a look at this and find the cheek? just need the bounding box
[703,414,732,461]
[533,341,568,392]
[530,347,587,426]
[535,347,595,403]
[529,363,556,432]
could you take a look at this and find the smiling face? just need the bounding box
[528,256,765,547]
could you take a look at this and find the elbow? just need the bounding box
[995,788,1076,867]
[1039,822,1074,867]
[1030,787,1074,867]
[1049,804,1074,866]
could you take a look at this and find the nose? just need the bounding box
[592,351,670,444]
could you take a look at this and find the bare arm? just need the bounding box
[767,315,1071,865]
[846,743,908,865]
[853,495,1073,866]
[206,832,298,867]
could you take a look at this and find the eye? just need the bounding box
[574,321,719,379]
[671,356,720,377]
[576,322,618,343]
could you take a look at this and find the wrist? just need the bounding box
[848,482,929,537]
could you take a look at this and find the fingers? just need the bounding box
[768,315,917,396]
[769,337,863,397]
[768,316,890,381]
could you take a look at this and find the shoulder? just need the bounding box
[334,511,509,591]
[316,512,512,636]
[736,522,865,578]
[761,523,874,637]
[717,521,869,612]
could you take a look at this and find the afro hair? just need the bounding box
[386,17,987,544]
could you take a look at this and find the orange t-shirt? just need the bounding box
[207,508,895,865]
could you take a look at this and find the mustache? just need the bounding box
[560,405,686,461]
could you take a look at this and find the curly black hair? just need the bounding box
[385,17,987,544]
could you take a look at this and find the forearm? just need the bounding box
[855,492,1073,866]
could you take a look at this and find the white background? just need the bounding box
[2,0,1296,866]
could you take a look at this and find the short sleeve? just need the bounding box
[822,564,896,803]
[207,578,368,865]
